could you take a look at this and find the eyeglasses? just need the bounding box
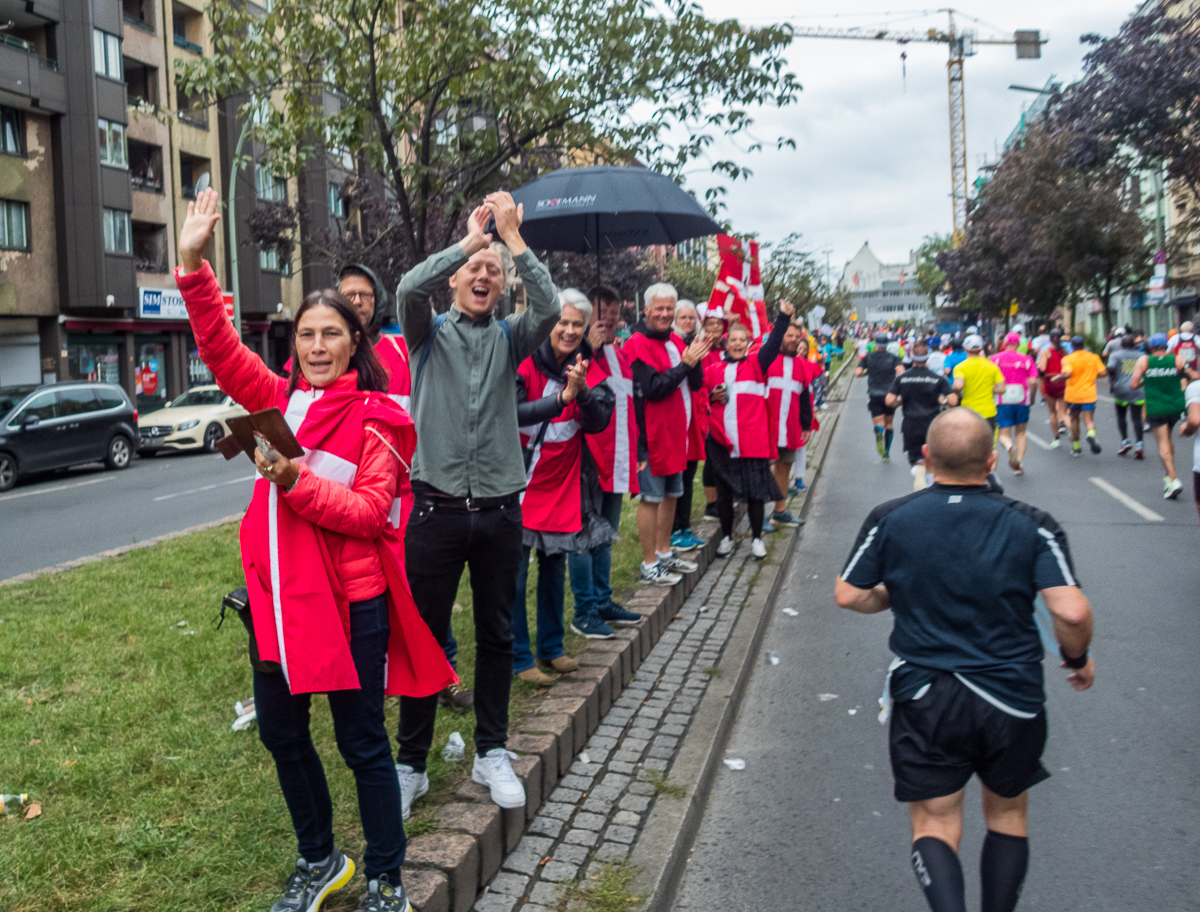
[346,291,376,303]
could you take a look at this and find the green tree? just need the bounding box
[914,233,952,308]
[661,255,716,304]
[759,232,821,312]
[179,0,799,277]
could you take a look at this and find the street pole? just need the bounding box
[227,117,253,337]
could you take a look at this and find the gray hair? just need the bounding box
[559,288,593,324]
[674,298,697,317]
[644,282,678,309]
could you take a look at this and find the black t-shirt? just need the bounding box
[889,366,951,423]
[841,484,1078,714]
[860,349,902,397]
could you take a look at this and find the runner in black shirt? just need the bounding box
[855,332,904,462]
[835,407,1095,912]
[886,342,952,491]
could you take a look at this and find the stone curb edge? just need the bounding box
[626,365,852,912]
[0,513,246,587]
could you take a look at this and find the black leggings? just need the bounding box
[673,460,699,532]
[714,472,765,540]
[1115,401,1144,443]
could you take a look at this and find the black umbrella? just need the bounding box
[504,165,722,287]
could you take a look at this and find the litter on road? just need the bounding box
[818,693,839,701]
[442,731,466,762]
[766,651,781,665]
[781,607,799,617]
[723,758,746,770]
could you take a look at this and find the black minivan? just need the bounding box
[0,382,139,491]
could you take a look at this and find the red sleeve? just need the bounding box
[282,420,400,539]
[175,262,284,412]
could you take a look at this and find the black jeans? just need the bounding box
[398,499,523,770]
[254,593,403,884]
[673,460,699,532]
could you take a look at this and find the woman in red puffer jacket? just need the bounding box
[176,189,453,912]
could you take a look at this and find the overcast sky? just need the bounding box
[676,1,1138,282]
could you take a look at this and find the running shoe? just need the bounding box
[771,509,804,527]
[1071,445,1081,457]
[1117,440,1133,456]
[750,538,767,560]
[881,454,890,463]
[670,530,701,552]
[571,616,616,639]
[270,849,355,912]
[640,561,682,586]
[660,552,698,574]
[1087,433,1101,454]
[789,479,806,495]
[395,765,428,820]
[1013,463,1024,476]
[704,503,719,519]
[438,683,474,712]
[1049,438,1061,449]
[598,602,642,626]
[874,428,885,456]
[1134,442,1144,460]
[761,518,776,533]
[684,530,707,549]
[716,536,734,557]
[471,748,526,809]
[357,877,410,912]
[1165,478,1183,500]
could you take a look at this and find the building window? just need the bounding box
[92,29,123,80]
[0,200,29,250]
[103,208,132,255]
[328,182,344,217]
[98,118,127,168]
[259,246,291,276]
[0,107,22,156]
[254,163,286,202]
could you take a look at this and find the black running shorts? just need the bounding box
[1147,412,1180,429]
[902,420,932,465]
[868,395,896,418]
[889,673,1050,803]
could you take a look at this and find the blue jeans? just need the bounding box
[511,544,566,672]
[567,492,623,621]
[254,593,404,884]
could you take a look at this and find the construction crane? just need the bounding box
[791,10,1045,245]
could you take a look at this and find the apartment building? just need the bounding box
[0,0,328,411]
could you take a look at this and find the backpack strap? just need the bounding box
[413,312,519,392]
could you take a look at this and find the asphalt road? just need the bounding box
[0,449,254,579]
[674,376,1199,910]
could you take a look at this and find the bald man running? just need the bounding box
[836,408,1095,912]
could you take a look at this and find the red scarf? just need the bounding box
[240,372,455,697]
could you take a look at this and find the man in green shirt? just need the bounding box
[393,192,560,817]
[1131,333,1188,500]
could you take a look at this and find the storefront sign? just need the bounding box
[139,287,234,320]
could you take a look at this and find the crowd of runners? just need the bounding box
[851,321,1200,511]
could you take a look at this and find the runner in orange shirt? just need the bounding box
[1053,336,1107,456]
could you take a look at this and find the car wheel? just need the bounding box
[203,422,225,453]
[105,435,132,470]
[0,452,16,491]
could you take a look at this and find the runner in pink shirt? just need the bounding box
[991,332,1040,475]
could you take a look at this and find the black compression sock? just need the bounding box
[980,831,1028,912]
[912,837,966,912]
[885,429,894,454]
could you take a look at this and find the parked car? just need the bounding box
[137,385,247,456]
[0,382,138,491]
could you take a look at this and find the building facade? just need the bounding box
[838,242,933,325]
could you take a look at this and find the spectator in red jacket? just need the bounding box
[175,189,453,912]
[624,284,711,586]
[670,299,708,553]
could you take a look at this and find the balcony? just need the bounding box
[178,152,210,200]
[132,219,169,274]
[172,4,203,55]
[129,139,163,193]
[124,57,159,111]
[0,32,65,113]
[123,0,155,32]
[173,33,202,55]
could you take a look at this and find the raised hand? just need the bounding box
[562,354,589,402]
[588,319,606,351]
[460,204,494,255]
[484,192,526,254]
[682,333,712,366]
[178,187,222,274]
[780,300,795,318]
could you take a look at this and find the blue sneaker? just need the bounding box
[598,602,642,626]
[771,509,803,528]
[683,530,707,549]
[789,479,805,496]
[671,529,701,552]
[571,615,615,639]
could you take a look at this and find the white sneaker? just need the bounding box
[716,536,734,557]
[395,764,429,820]
[1049,438,1061,449]
[751,538,767,560]
[660,552,698,574]
[471,748,526,809]
[1165,478,1183,500]
[640,561,682,586]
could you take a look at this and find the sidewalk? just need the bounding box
[440,359,854,912]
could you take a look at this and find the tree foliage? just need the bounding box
[545,248,663,304]
[661,255,716,305]
[179,0,799,277]
[939,126,1152,332]
[914,233,951,307]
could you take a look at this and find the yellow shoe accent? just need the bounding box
[314,857,355,910]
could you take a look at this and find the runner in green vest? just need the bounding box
[1131,333,1188,499]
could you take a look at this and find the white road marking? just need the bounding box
[0,475,114,502]
[153,474,257,502]
[1026,431,1052,450]
[1089,477,1164,522]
